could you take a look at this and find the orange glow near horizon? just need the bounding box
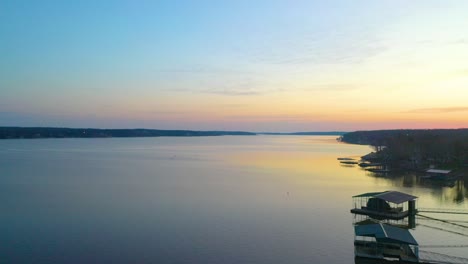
[2,2,468,131]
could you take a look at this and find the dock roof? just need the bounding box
[353,191,417,204]
[426,169,451,174]
[355,223,418,245]
[353,191,385,198]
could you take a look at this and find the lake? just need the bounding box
[0,136,467,263]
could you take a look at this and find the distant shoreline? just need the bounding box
[0,127,345,139]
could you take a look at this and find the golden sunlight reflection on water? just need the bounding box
[0,136,466,263]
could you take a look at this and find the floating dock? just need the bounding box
[354,223,419,262]
[351,191,417,220]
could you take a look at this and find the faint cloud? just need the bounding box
[305,84,358,92]
[145,110,188,115]
[448,38,468,45]
[450,69,468,77]
[218,103,249,108]
[169,75,285,96]
[253,45,386,65]
[404,107,468,114]
[170,87,264,96]
[226,114,316,121]
[199,84,288,96]
[416,38,468,47]
[0,111,73,127]
[199,86,286,96]
[200,88,261,96]
[241,26,387,65]
[154,65,256,76]
[157,66,281,96]
[416,39,435,45]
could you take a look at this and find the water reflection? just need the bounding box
[235,141,468,208]
[342,165,468,207]
[0,136,466,263]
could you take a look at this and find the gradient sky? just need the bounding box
[1,1,468,132]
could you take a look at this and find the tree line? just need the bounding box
[341,129,468,169]
[0,127,256,139]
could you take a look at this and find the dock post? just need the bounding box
[408,200,416,216]
[408,200,416,228]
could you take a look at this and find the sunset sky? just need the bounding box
[1,1,467,132]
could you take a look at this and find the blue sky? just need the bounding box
[1,1,468,131]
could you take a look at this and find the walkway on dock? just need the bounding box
[419,250,468,264]
[351,208,409,220]
[418,208,468,215]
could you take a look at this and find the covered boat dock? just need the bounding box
[424,169,452,180]
[351,191,417,220]
[354,223,419,262]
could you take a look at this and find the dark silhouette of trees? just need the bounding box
[341,129,468,169]
[0,127,256,139]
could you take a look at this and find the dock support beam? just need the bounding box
[408,200,416,228]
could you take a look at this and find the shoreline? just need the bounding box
[0,127,345,139]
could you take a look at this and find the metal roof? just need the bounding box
[352,191,385,198]
[355,223,418,245]
[353,191,417,204]
[374,191,418,204]
[426,169,451,174]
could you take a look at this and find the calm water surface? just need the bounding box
[1,136,467,263]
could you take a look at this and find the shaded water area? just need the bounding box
[0,136,467,263]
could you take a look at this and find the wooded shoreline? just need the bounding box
[0,127,346,139]
[340,129,468,170]
[0,127,256,139]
